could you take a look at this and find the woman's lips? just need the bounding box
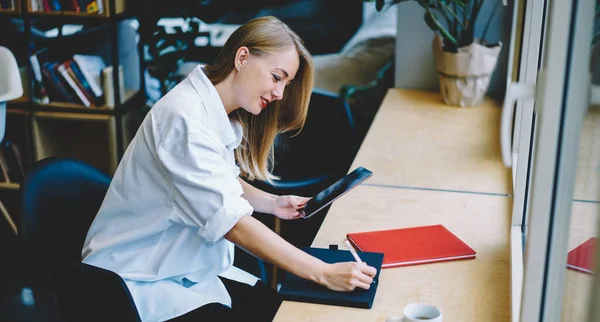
[261,97,270,108]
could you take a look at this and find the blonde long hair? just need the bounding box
[203,16,314,182]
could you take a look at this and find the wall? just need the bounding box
[393,1,513,101]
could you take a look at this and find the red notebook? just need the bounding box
[566,237,596,274]
[347,224,476,269]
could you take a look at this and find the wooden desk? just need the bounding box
[274,89,512,321]
[574,109,600,202]
[350,89,512,195]
[561,201,599,322]
[273,185,511,322]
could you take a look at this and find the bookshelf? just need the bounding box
[27,0,126,18]
[0,0,21,15]
[0,0,146,226]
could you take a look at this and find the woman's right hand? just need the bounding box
[319,262,378,291]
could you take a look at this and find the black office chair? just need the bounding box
[249,89,360,248]
[19,157,142,322]
[253,89,358,195]
[19,157,270,320]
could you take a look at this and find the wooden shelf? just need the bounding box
[35,89,139,114]
[32,106,144,175]
[0,8,20,16]
[33,111,118,175]
[9,96,30,104]
[7,108,29,117]
[0,183,20,190]
[7,96,30,110]
[28,11,109,18]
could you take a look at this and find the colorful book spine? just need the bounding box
[57,62,91,107]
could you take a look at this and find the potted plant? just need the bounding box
[365,0,503,107]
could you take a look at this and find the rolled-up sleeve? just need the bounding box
[157,131,253,244]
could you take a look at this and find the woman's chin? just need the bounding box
[250,107,263,115]
[240,106,262,115]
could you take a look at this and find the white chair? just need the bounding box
[0,45,23,235]
[0,46,22,142]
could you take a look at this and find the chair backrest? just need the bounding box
[20,157,142,321]
[0,46,23,143]
[0,46,22,103]
[20,157,111,263]
[272,88,358,184]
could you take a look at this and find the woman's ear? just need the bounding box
[235,46,250,70]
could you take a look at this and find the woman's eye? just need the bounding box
[272,74,281,82]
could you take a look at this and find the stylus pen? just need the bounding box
[345,240,377,284]
[345,240,363,263]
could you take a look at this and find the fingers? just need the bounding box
[297,196,309,207]
[323,262,376,292]
[358,263,378,278]
[283,196,300,209]
[352,264,374,289]
[353,280,372,290]
[281,210,302,220]
[355,269,374,284]
[340,263,374,291]
[289,195,309,209]
[343,274,371,291]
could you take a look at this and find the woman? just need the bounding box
[82,16,376,322]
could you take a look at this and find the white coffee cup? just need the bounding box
[386,303,443,322]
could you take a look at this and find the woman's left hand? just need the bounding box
[273,195,310,220]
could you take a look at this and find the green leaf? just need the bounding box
[424,11,459,50]
[593,31,600,46]
[424,12,440,31]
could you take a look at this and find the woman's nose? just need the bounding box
[272,84,285,101]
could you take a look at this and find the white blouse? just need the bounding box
[82,66,259,322]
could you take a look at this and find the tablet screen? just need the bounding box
[299,166,373,219]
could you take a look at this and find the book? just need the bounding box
[567,237,596,274]
[73,54,106,98]
[29,50,50,104]
[42,61,77,103]
[347,224,476,269]
[102,65,125,108]
[0,0,15,9]
[57,61,92,107]
[68,60,100,104]
[278,247,384,309]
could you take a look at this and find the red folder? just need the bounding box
[347,224,476,269]
[566,237,596,274]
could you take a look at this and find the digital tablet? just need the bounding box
[299,166,373,219]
